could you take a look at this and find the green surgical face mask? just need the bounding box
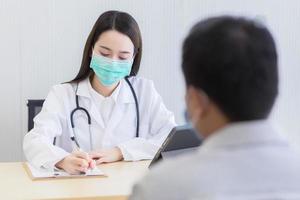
[90,54,133,86]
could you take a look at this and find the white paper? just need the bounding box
[26,162,105,178]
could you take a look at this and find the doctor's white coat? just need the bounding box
[23,77,176,169]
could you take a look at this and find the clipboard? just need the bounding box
[23,162,107,180]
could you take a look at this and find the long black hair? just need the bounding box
[70,10,142,83]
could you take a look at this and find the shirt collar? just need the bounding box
[76,77,135,104]
[87,77,120,102]
[200,119,288,151]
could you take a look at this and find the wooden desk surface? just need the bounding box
[0,160,150,200]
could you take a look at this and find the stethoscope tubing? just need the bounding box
[69,76,139,150]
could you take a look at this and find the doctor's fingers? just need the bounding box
[64,160,88,174]
[71,157,89,169]
[95,157,109,165]
[72,151,92,161]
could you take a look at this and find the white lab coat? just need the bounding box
[23,76,176,169]
[130,120,300,200]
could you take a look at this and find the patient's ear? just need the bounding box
[185,86,209,123]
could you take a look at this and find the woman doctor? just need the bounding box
[23,10,176,174]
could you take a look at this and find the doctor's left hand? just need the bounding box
[89,147,123,164]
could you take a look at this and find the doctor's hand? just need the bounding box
[89,147,124,164]
[55,151,96,174]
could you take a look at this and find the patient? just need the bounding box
[129,16,300,199]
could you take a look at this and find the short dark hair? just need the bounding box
[70,10,142,83]
[182,16,278,121]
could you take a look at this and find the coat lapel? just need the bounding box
[76,78,105,129]
[76,77,136,132]
[105,78,136,133]
[89,101,105,129]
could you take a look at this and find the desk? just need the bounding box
[0,160,150,200]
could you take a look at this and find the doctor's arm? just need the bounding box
[23,86,96,173]
[117,82,176,161]
[23,86,94,173]
[23,86,71,169]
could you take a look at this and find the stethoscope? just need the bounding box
[69,76,140,150]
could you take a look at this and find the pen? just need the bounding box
[70,136,82,151]
[70,136,87,175]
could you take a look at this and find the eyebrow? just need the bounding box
[99,45,131,54]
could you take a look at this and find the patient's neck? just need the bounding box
[196,106,229,139]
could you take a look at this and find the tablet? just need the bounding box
[149,125,202,168]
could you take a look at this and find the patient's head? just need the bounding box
[182,16,278,137]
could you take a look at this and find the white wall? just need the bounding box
[0,0,299,161]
